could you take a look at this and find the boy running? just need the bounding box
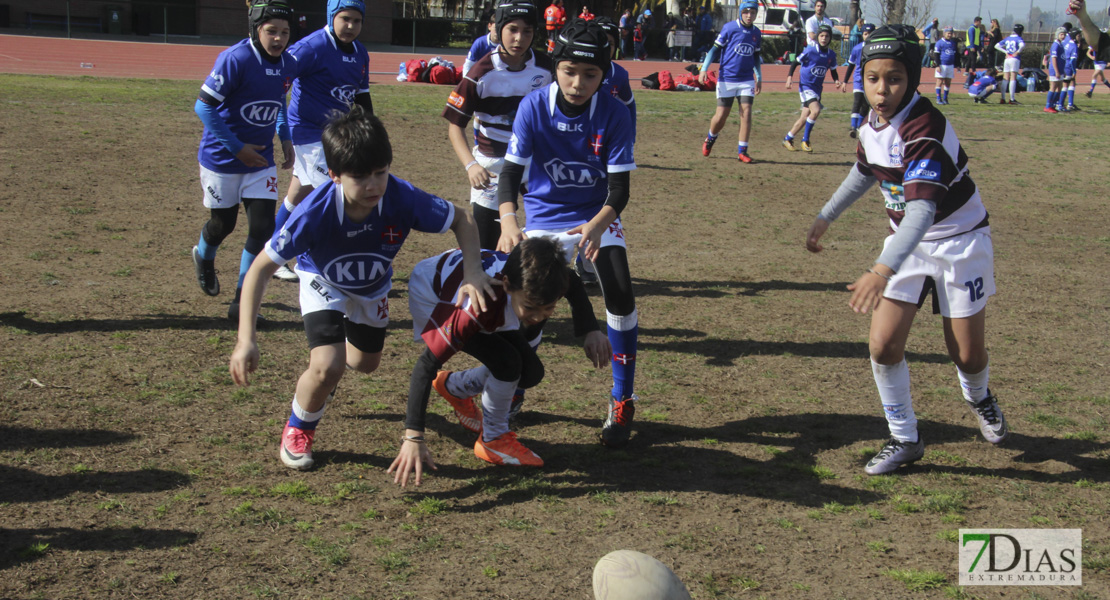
[843,22,875,137]
[191,0,297,323]
[805,25,1009,475]
[932,26,958,104]
[994,24,1025,104]
[783,24,841,153]
[699,0,763,163]
[228,108,496,471]
[497,19,641,448]
[273,0,373,282]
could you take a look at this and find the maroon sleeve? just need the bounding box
[442,74,479,127]
[854,143,874,178]
[420,293,508,363]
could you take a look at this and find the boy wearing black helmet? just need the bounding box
[497,19,642,449]
[804,25,1009,475]
[995,24,1025,104]
[783,23,841,152]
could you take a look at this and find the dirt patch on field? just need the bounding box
[1,76,1108,599]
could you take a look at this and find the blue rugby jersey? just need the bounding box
[797,44,837,93]
[848,41,864,90]
[266,175,455,298]
[712,19,762,83]
[935,38,957,66]
[997,33,1024,56]
[463,33,498,74]
[1064,37,1079,74]
[198,39,297,174]
[600,62,636,135]
[1049,40,1065,77]
[505,83,635,231]
[968,73,996,95]
[286,27,370,146]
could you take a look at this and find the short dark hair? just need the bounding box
[321,105,392,176]
[502,237,569,305]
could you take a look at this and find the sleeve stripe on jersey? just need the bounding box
[201,84,225,103]
[435,203,456,235]
[607,163,636,173]
[445,103,471,118]
[505,154,530,166]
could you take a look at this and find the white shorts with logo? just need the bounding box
[798,86,821,106]
[296,266,391,328]
[1095,62,1106,72]
[882,228,994,319]
[292,141,331,189]
[199,165,278,209]
[469,146,530,211]
[524,218,629,275]
[1003,57,1021,73]
[716,79,757,99]
[935,64,955,80]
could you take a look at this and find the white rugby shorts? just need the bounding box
[296,266,391,328]
[1094,62,1106,71]
[469,146,530,211]
[292,141,331,189]
[716,79,757,99]
[882,229,995,319]
[798,86,821,106]
[524,219,629,270]
[199,165,278,209]
[935,64,955,79]
[1003,57,1021,73]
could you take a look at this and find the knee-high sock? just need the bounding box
[608,310,638,400]
[957,363,989,403]
[480,375,519,441]
[872,359,917,442]
[288,395,327,430]
[802,118,816,142]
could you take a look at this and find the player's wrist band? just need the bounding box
[402,435,425,444]
[465,160,479,171]
[500,212,516,220]
[868,268,892,282]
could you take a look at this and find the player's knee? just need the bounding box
[306,358,347,388]
[950,347,987,373]
[868,338,905,365]
[486,352,523,383]
[347,351,381,375]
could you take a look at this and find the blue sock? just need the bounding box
[607,311,638,400]
[738,142,748,155]
[943,89,949,101]
[707,131,718,141]
[1067,89,1075,105]
[275,197,294,232]
[785,132,794,141]
[238,248,257,289]
[196,233,217,260]
[287,396,325,430]
[1046,91,1055,108]
[1090,82,1097,91]
[803,118,815,142]
[1104,81,1110,89]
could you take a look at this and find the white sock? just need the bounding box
[292,395,327,422]
[480,376,518,441]
[957,363,989,403]
[871,359,917,442]
[447,366,489,399]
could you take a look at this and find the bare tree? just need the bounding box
[871,0,935,28]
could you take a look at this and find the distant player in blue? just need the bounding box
[496,19,641,448]
[1063,30,1080,110]
[994,24,1025,104]
[229,108,496,471]
[842,22,875,136]
[463,10,498,74]
[272,0,372,282]
[1046,27,1068,113]
[783,24,841,152]
[191,0,297,323]
[968,67,998,103]
[699,0,762,163]
[931,26,958,104]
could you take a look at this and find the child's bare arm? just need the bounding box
[229,253,282,385]
[449,208,500,312]
[448,123,492,190]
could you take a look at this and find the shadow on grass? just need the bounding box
[0,310,301,334]
[629,277,849,299]
[0,527,197,570]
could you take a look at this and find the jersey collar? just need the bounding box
[333,181,384,224]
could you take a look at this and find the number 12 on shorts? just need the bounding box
[964,277,985,302]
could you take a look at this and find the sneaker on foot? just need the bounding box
[280,424,316,470]
[192,246,220,296]
[508,393,526,420]
[967,392,1009,444]
[737,152,754,164]
[1085,90,1093,98]
[800,141,813,153]
[474,431,543,466]
[864,437,924,475]
[432,371,482,433]
[702,135,716,157]
[1009,99,1021,105]
[273,264,299,282]
[1044,107,1058,113]
[601,394,636,448]
[782,139,796,151]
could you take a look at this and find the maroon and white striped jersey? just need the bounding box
[443,50,553,158]
[856,94,989,240]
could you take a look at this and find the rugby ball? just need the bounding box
[592,550,692,600]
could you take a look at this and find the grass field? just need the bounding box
[1,74,1108,599]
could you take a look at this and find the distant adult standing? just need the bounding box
[697,6,714,50]
[805,0,833,47]
[619,9,633,57]
[544,0,566,52]
[986,19,1003,67]
[787,13,805,57]
[921,18,939,66]
[965,16,984,78]
[579,5,594,20]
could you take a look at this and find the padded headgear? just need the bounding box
[1013,23,1024,35]
[816,23,833,45]
[593,16,619,39]
[740,0,759,11]
[327,0,365,27]
[495,0,539,41]
[861,24,923,113]
[861,23,876,34]
[248,0,294,44]
[551,18,611,73]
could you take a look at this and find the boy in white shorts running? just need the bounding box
[805,25,1009,476]
[783,24,841,152]
[994,24,1025,104]
[699,0,762,163]
[1085,45,1110,96]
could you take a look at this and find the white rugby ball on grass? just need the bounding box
[592,550,691,600]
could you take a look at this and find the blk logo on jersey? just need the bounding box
[905,159,942,183]
[531,74,546,88]
[265,68,284,77]
[240,100,283,126]
[323,253,391,288]
[543,159,605,188]
[556,121,584,132]
[331,85,357,105]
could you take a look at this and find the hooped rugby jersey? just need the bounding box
[505,83,636,231]
[797,44,837,92]
[997,33,1024,56]
[287,27,370,145]
[856,93,988,241]
[847,41,864,90]
[198,39,297,173]
[265,175,455,298]
[443,50,553,159]
[712,19,762,83]
[601,62,636,135]
[462,33,498,75]
[414,248,516,363]
[935,38,958,66]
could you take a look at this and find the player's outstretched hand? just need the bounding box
[387,436,437,488]
[497,219,527,253]
[456,270,501,312]
[784,78,793,90]
[805,217,830,253]
[466,164,494,190]
[847,270,889,314]
[567,221,604,262]
[236,144,269,168]
[279,140,295,170]
[229,341,260,386]
[583,330,612,368]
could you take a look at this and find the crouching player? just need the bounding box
[804,25,1010,475]
[388,237,610,486]
[228,107,495,471]
[968,67,999,103]
[497,19,642,448]
[783,24,841,152]
[191,0,297,322]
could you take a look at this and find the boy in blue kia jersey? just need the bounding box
[843,22,875,136]
[1063,30,1080,110]
[784,24,841,152]
[699,0,762,163]
[229,107,496,471]
[192,0,297,322]
[496,19,641,448]
[272,0,373,282]
[1046,27,1068,113]
[931,26,959,104]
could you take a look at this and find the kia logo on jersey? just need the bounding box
[323,253,391,288]
[811,66,828,77]
[240,100,283,126]
[331,85,357,105]
[543,159,605,188]
[734,43,755,56]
